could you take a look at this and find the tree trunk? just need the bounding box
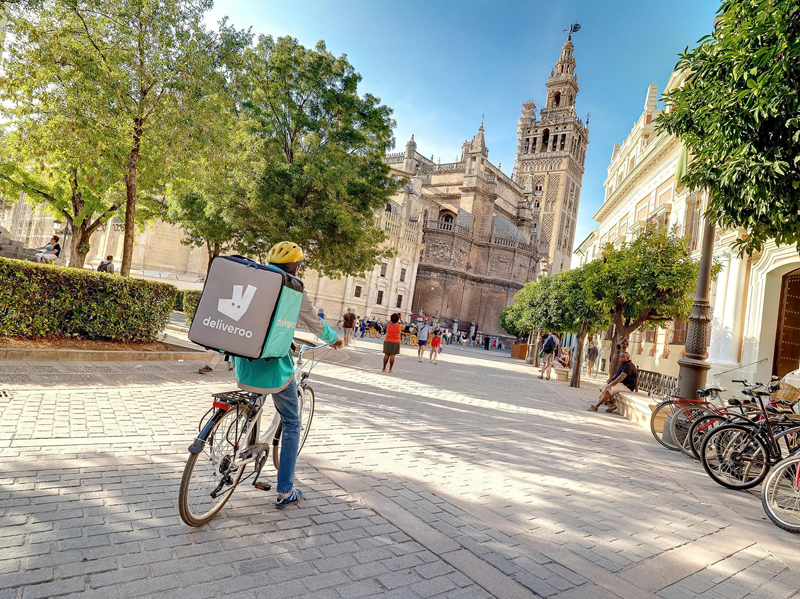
[569,321,589,388]
[205,240,221,277]
[121,123,142,277]
[68,224,91,269]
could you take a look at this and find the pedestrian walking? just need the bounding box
[338,308,356,347]
[359,317,367,338]
[586,338,599,378]
[382,313,403,373]
[417,321,431,362]
[429,329,442,364]
[97,255,115,274]
[461,333,468,349]
[484,335,490,351]
[538,331,560,380]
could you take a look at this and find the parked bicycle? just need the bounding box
[178,340,328,526]
[761,452,800,533]
[699,378,800,490]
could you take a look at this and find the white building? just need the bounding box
[579,71,800,388]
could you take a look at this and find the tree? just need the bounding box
[555,264,608,388]
[225,35,399,276]
[585,223,702,375]
[8,1,236,276]
[0,5,130,267]
[657,0,800,256]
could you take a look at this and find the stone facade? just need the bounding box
[302,180,424,323]
[578,71,800,388]
[0,196,208,287]
[388,128,538,340]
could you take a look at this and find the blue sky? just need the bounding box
[206,0,719,257]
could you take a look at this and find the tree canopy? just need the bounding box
[658,0,800,255]
[222,35,399,276]
[503,224,702,380]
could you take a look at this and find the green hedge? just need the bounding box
[0,257,178,342]
[183,290,202,325]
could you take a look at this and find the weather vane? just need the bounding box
[564,22,582,40]
[481,113,485,125]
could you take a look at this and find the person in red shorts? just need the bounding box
[428,329,442,364]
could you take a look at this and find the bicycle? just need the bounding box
[178,340,329,527]
[684,387,798,460]
[650,384,728,451]
[699,380,800,490]
[761,452,800,533]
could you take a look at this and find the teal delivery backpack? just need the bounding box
[188,255,303,359]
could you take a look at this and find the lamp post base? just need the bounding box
[677,356,711,399]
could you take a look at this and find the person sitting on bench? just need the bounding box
[588,351,637,413]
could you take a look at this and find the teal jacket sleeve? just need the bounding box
[298,291,338,345]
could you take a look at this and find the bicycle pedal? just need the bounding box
[253,481,271,491]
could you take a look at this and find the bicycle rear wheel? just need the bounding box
[273,384,316,469]
[761,454,800,533]
[700,424,770,490]
[179,407,253,526]
[650,400,680,450]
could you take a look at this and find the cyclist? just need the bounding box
[232,241,343,509]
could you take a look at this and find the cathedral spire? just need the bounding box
[470,123,488,156]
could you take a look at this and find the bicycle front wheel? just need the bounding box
[650,400,680,450]
[179,408,253,526]
[701,424,770,490]
[671,405,714,458]
[687,413,732,460]
[761,454,800,533]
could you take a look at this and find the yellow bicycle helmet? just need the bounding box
[268,241,304,265]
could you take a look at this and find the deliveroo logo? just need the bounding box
[218,285,257,322]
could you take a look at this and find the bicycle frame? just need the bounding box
[188,341,329,471]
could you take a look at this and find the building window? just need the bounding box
[670,320,688,345]
[385,203,392,213]
[396,294,403,308]
[380,263,387,277]
[541,129,550,151]
[354,285,362,298]
[376,290,384,305]
[400,267,407,282]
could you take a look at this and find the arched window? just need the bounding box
[553,92,561,107]
[385,203,392,213]
[540,129,550,151]
[532,223,537,233]
[442,213,454,224]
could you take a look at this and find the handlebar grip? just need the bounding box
[732,379,746,383]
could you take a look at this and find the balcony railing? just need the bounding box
[423,219,470,236]
[478,235,534,252]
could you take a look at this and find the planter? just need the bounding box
[511,344,528,360]
[554,367,570,382]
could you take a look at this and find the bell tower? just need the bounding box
[513,29,589,275]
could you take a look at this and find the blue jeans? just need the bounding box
[272,379,300,494]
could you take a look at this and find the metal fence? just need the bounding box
[637,370,679,398]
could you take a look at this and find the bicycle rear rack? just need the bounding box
[212,390,257,409]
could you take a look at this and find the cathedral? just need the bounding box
[385,34,589,338]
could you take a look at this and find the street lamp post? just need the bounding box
[677,210,716,399]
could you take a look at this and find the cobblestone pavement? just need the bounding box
[1,338,800,599]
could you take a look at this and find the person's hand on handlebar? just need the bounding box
[332,339,344,350]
